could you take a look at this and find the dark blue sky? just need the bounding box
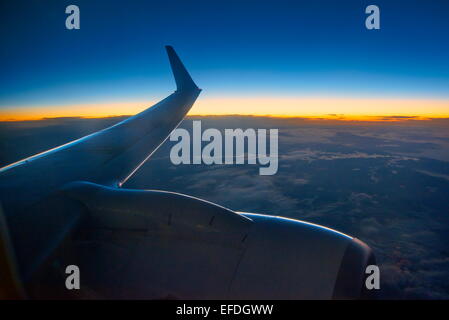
[1,0,448,109]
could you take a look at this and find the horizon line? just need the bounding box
[2,113,449,123]
[1,96,448,122]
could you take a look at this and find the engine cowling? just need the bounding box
[26,181,375,299]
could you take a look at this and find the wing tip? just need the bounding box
[165,45,200,92]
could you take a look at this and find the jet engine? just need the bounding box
[23,181,375,299]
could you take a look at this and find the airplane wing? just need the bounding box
[0,46,201,280]
[0,47,375,300]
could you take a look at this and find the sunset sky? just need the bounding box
[1,0,448,121]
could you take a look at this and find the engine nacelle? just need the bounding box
[233,213,375,299]
[28,181,375,299]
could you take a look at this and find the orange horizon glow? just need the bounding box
[1,96,448,121]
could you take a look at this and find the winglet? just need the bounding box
[165,45,200,92]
